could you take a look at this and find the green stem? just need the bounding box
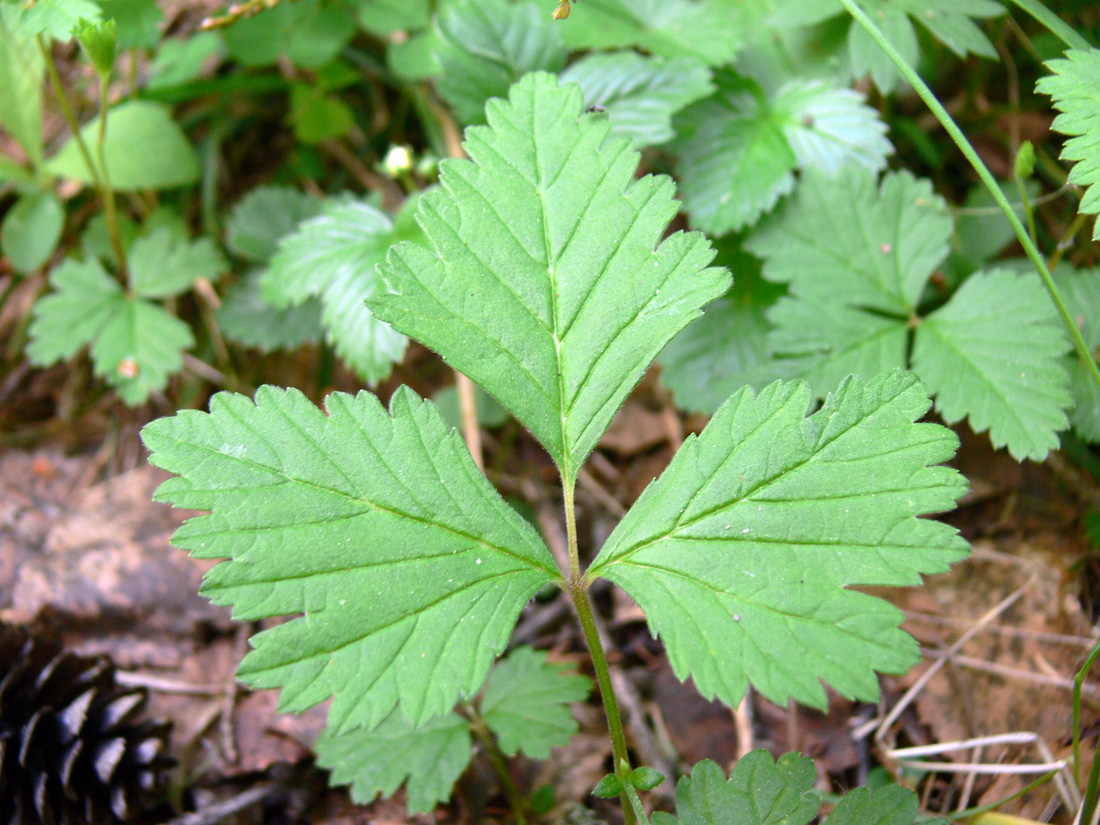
[563,477,581,582]
[562,475,635,822]
[620,765,652,825]
[838,0,1100,398]
[466,707,529,825]
[38,36,99,187]
[1073,639,1100,784]
[96,72,127,276]
[572,563,633,822]
[38,36,127,276]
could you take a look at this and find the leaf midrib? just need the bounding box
[163,431,560,579]
[591,383,947,571]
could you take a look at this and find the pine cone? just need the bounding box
[0,624,172,825]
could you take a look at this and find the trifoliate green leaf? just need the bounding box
[434,0,565,125]
[772,80,892,174]
[746,168,952,315]
[559,52,713,148]
[654,753,933,825]
[588,370,968,710]
[1037,49,1100,241]
[912,268,1072,462]
[558,0,744,67]
[0,5,45,167]
[315,709,471,814]
[225,186,323,263]
[217,270,324,352]
[142,387,560,730]
[264,199,408,385]
[128,228,226,298]
[372,73,729,481]
[673,70,796,234]
[48,100,200,189]
[27,257,194,404]
[651,751,819,825]
[1,190,64,273]
[481,647,589,758]
[824,784,926,825]
[659,265,787,414]
[1054,265,1100,442]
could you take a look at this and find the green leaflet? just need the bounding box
[790,0,1001,92]
[26,250,202,405]
[1054,265,1100,442]
[142,387,560,731]
[316,709,471,814]
[673,71,796,234]
[0,191,63,273]
[48,100,200,190]
[653,752,938,825]
[744,167,1074,459]
[222,0,357,69]
[673,68,891,233]
[588,370,968,710]
[315,646,588,813]
[5,0,102,41]
[913,268,1072,461]
[219,186,327,351]
[653,752,819,825]
[372,72,729,481]
[481,646,590,758]
[434,0,565,125]
[559,52,714,147]
[659,251,788,414]
[225,185,324,263]
[746,167,952,314]
[0,4,45,168]
[217,270,324,352]
[127,228,225,298]
[1037,48,1100,241]
[558,0,745,67]
[264,199,410,385]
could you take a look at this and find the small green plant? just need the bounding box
[142,73,970,823]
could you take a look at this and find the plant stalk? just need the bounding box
[570,582,637,825]
[95,73,127,276]
[38,35,128,276]
[466,708,529,825]
[562,476,635,825]
[838,0,1100,397]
